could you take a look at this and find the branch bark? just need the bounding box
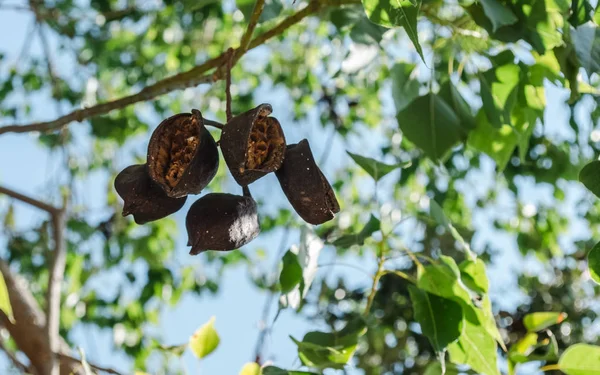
[0,260,82,375]
[0,186,68,375]
[46,198,67,375]
[0,0,360,136]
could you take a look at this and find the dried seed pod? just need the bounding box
[114,164,187,224]
[186,188,260,254]
[276,139,340,225]
[147,109,219,198]
[220,103,286,186]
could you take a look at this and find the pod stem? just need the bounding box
[204,118,224,129]
[242,185,252,197]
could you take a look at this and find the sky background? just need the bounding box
[0,2,596,375]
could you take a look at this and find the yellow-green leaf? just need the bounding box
[239,362,261,375]
[189,316,220,359]
[523,312,567,332]
[0,271,14,323]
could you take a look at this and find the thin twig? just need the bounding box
[46,195,67,375]
[16,20,37,66]
[0,339,33,374]
[236,0,266,61]
[59,353,123,375]
[225,48,234,122]
[0,0,360,136]
[363,240,386,315]
[0,185,60,214]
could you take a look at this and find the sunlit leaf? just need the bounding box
[239,362,261,375]
[189,316,220,359]
[0,271,14,323]
[523,312,567,332]
[559,344,600,375]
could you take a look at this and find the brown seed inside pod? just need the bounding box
[246,108,285,171]
[153,114,200,189]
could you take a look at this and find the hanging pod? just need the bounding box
[220,103,286,186]
[114,164,187,225]
[147,109,219,198]
[185,187,260,254]
[276,139,340,225]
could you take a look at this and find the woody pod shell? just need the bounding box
[220,103,286,186]
[276,139,340,225]
[147,110,219,198]
[186,188,260,254]
[114,164,187,225]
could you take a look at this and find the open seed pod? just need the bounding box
[115,164,187,225]
[147,109,219,198]
[276,139,340,225]
[186,187,260,254]
[221,103,286,186]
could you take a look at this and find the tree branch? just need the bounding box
[0,185,60,214]
[46,197,67,375]
[0,0,360,136]
[0,339,33,374]
[0,185,68,375]
[237,0,265,61]
[0,260,83,375]
[59,354,123,375]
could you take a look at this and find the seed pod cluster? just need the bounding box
[114,104,340,255]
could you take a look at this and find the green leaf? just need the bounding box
[508,331,559,367]
[424,362,463,375]
[262,367,317,375]
[397,94,468,160]
[478,0,518,31]
[347,152,411,181]
[291,318,366,369]
[448,319,501,375]
[459,259,489,294]
[332,214,381,248]
[579,160,600,198]
[479,64,520,128]
[189,316,220,359]
[280,250,303,293]
[523,312,567,332]
[588,241,600,284]
[362,0,424,61]
[437,81,476,131]
[559,344,600,375]
[0,271,14,324]
[239,362,261,375]
[569,0,593,26]
[408,286,463,352]
[391,63,420,113]
[572,23,600,76]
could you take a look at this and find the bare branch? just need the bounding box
[46,196,67,375]
[225,48,234,122]
[0,260,83,375]
[0,0,360,136]
[59,353,123,375]
[0,339,33,374]
[237,0,265,59]
[0,185,60,214]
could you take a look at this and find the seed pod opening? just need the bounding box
[276,139,340,225]
[114,164,187,225]
[221,103,286,186]
[186,190,260,254]
[147,109,219,198]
